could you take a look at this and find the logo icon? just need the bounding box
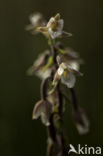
[68,144,78,155]
[68,144,102,155]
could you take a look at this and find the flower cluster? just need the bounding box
[27,13,89,156]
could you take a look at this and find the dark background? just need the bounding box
[0,0,103,155]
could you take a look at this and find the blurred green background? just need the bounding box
[0,0,103,155]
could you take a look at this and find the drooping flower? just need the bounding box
[32,99,52,126]
[61,47,83,71]
[55,42,83,72]
[27,50,53,79]
[53,62,81,88]
[36,13,72,39]
[72,108,89,135]
[25,12,46,34]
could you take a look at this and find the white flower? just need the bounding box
[53,62,80,88]
[47,15,64,39]
[64,48,83,71]
[27,50,52,79]
[26,13,46,33]
[56,47,82,72]
[36,13,72,39]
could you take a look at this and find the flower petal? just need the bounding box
[27,50,50,77]
[54,13,60,21]
[25,13,46,33]
[68,61,80,71]
[57,65,64,76]
[61,73,76,88]
[48,28,62,39]
[30,13,43,26]
[72,108,90,135]
[36,68,51,79]
[41,100,52,126]
[57,19,64,31]
[47,17,55,28]
[61,31,72,37]
[66,65,82,76]
[41,113,50,126]
[65,48,79,59]
[32,100,45,119]
[32,100,52,126]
